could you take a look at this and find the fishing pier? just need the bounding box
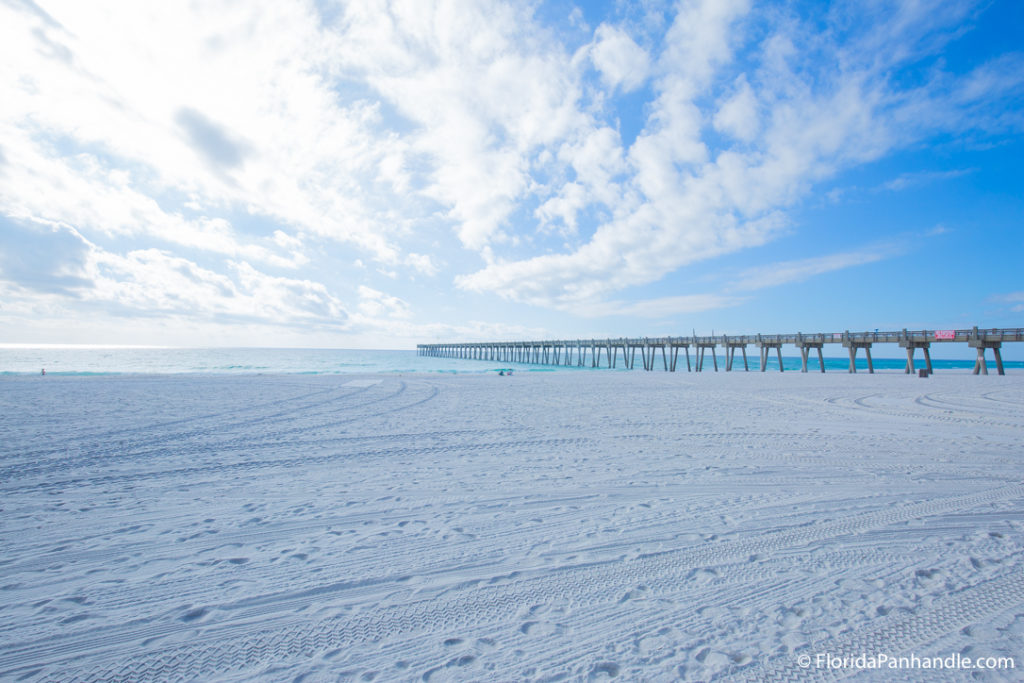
[417,327,1022,375]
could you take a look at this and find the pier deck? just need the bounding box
[417,327,1022,375]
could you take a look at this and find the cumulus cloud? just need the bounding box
[403,252,439,277]
[590,24,650,92]
[93,248,348,325]
[356,285,411,319]
[713,75,759,142]
[324,0,592,251]
[454,0,1023,311]
[174,107,250,170]
[1,0,1021,342]
[0,217,92,294]
[0,0,419,267]
[0,137,307,269]
[86,250,348,325]
[0,216,347,327]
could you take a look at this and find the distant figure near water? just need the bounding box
[41,368,45,376]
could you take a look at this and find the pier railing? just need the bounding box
[417,327,1022,375]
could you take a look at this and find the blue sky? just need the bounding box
[1,0,1021,355]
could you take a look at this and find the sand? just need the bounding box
[1,371,1022,681]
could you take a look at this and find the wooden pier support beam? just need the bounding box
[899,339,933,375]
[417,326,1020,376]
[665,341,690,372]
[795,334,825,373]
[756,340,784,372]
[638,339,655,371]
[668,344,692,372]
[842,334,874,374]
[724,342,748,372]
[969,336,1004,376]
[975,346,988,375]
[796,345,825,372]
[695,344,717,371]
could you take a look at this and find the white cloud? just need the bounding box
[404,252,439,276]
[85,250,347,325]
[0,217,346,326]
[0,138,307,268]
[457,0,758,310]
[455,208,787,309]
[536,181,587,233]
[346,316,548,347]
[535,124,633,234]
[713,75,759,142]
[993,291,1024,313]
[583,294,745,319]
[0,0,419,268]
[328,0,590,251]
[882,168,975,192]
[356,285,411,319]
[456,0,1022,312]
[1,0,1021,343]
[730,245,902,292]
[590,24,650,92]
[955,54,1024,106]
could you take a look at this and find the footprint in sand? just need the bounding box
[587,661,620,680]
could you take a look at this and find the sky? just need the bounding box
[1,0,1022,354]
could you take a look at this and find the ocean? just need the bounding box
[1,345,1020,376]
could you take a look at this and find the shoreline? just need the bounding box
[2,347,1021,378]
[2,365,1020,378]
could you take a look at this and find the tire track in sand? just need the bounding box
[7,483,1021,682]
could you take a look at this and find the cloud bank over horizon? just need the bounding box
[1,0,1022,347]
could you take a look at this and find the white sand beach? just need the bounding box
[1,371,1022,681]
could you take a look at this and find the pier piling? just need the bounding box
[419,327,1022,375]
[843,333,875,373]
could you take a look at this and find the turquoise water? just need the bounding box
[0,347,516,376]
[0,346,1019,376]
[687,355,1023,373]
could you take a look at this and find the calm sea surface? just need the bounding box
[1,346,1020,376]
